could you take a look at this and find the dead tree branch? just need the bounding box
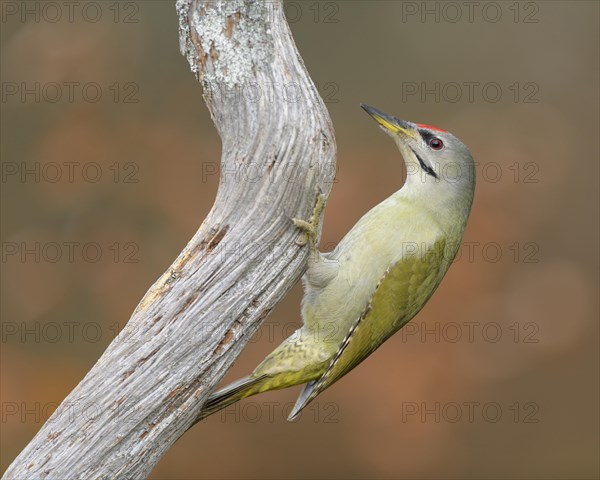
[3,1,335,478]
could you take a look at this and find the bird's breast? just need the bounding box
[304,200,453,343]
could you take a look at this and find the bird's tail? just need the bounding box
[193,375,268,424]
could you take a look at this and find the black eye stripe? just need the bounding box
[418,130,437,143]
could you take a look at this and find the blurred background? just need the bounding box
[1,1,598,478]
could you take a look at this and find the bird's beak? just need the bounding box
[361,104,418,140]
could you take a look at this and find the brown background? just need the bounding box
[1,1,598,478]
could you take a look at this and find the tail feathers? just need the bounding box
[288,379,318,421]
[194,375,267,424]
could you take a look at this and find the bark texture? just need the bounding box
[3,1,335,478]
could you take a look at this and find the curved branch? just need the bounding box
[3,1,336,478]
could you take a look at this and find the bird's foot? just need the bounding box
[293,191,327,248]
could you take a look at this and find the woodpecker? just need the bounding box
[196,104,476,422]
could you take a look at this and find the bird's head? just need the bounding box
[361,104,475,198]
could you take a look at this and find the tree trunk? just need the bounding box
[3,0,336,478]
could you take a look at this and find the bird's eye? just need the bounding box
[428,137,444,150]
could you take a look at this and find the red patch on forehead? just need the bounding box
[417,123,447,133]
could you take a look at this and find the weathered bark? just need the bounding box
[3,1,335,478]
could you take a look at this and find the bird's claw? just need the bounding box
[293,192,327,247]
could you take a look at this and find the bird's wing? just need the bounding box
[289,238,447,420]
